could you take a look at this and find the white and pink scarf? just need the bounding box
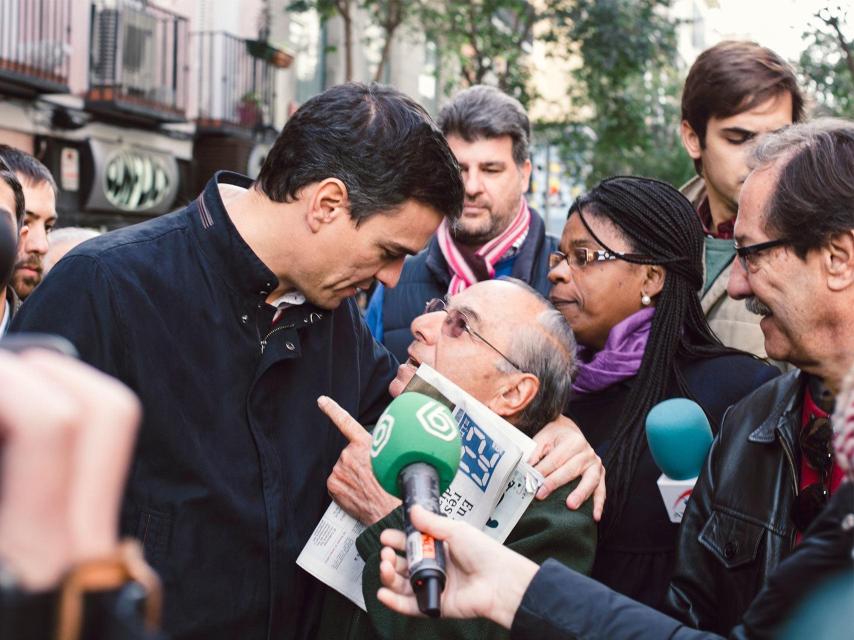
[437,198,531,295]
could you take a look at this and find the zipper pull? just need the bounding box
[260,340,267,354]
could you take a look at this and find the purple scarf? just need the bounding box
[572,307,656,395]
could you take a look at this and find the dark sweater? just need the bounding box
[566,353,779,611]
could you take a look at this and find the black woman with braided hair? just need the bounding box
[547,176,779,610]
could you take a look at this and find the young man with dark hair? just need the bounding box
[0,145,58,300]
[0,165,24,334]
[12,83,465,640]
[366,85,558,363]
[679,41,803,358]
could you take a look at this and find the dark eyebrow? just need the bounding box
[571,238,595,247]
[24,209,58,222]
[382,241,419,257]
[720,127,756,137]
[733,233,755,247]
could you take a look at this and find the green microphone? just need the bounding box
[371,392,462,617]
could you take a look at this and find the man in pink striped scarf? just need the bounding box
[365,85,558,365]
[361,86,605,524]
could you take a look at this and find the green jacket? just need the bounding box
[316,479,596,640]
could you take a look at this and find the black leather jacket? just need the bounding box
[665,370,804,633]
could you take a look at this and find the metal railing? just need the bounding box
[0,0,72,93]
[88,0,188,120]
[193,31,278,131]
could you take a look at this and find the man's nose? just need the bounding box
[410,309,443,345]
[727,256,752,300]
[25,224,49,255]
[375,258,406,289]
[463,169,483,197]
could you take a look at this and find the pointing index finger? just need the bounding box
[317,395,369,444]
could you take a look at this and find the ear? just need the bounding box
[305,178,349,233]
[680,120,702,161]
[519,158,533,193]
[825,230,854,292]
[642,264,666,300]
[487,373,540,421]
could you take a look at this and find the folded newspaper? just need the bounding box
[297,364,545,610]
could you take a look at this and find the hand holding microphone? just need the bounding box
[645,398,713,523]
[370,392,462,617]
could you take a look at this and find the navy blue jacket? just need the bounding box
[11,172,397,640]
[366,207,557,362]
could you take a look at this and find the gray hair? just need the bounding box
[496,277,576,435]
[438,85,531,166]
[44,227,101,273]
[749,118,854,259]
[49,226,101,247]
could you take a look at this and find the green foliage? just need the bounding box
[416,0,552,109]
[799,5,854,118]
[284,0,696,188]
[362,0,411,81]
[288,0,412,82]
[559,0,692,187]
[286,0,341,21]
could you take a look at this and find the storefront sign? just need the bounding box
[85,140,178,215]
[60,147,79,192]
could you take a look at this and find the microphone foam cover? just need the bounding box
[370,392,462,498]
[645,398,713,480]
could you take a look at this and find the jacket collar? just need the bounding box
[748,369,803,444]
[190,171,279,299]
[5,285,20,316]
[510,206,547,280]
[424,235,451,288]
[423,205,547,287]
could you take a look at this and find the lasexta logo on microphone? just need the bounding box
[416,401,459,441]
[671,488,693,522]
[371,412,395,458]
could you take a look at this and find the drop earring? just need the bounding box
[641,292,651,306]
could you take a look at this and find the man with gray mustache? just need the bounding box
[664,119,854,633]
[743,296,772,317]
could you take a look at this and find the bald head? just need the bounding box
[394,279,576,434]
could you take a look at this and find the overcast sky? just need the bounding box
[707,0,850,60]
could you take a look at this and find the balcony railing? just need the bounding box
[87,0,188,123]
[194,31,288,133]
[0,0,72,94]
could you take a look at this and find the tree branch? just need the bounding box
[465,2,487,84]
[373,0,406,82]
[513,6,537,50]
[821,12,854,81]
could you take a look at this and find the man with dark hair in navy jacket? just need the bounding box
[12,83,464,640]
